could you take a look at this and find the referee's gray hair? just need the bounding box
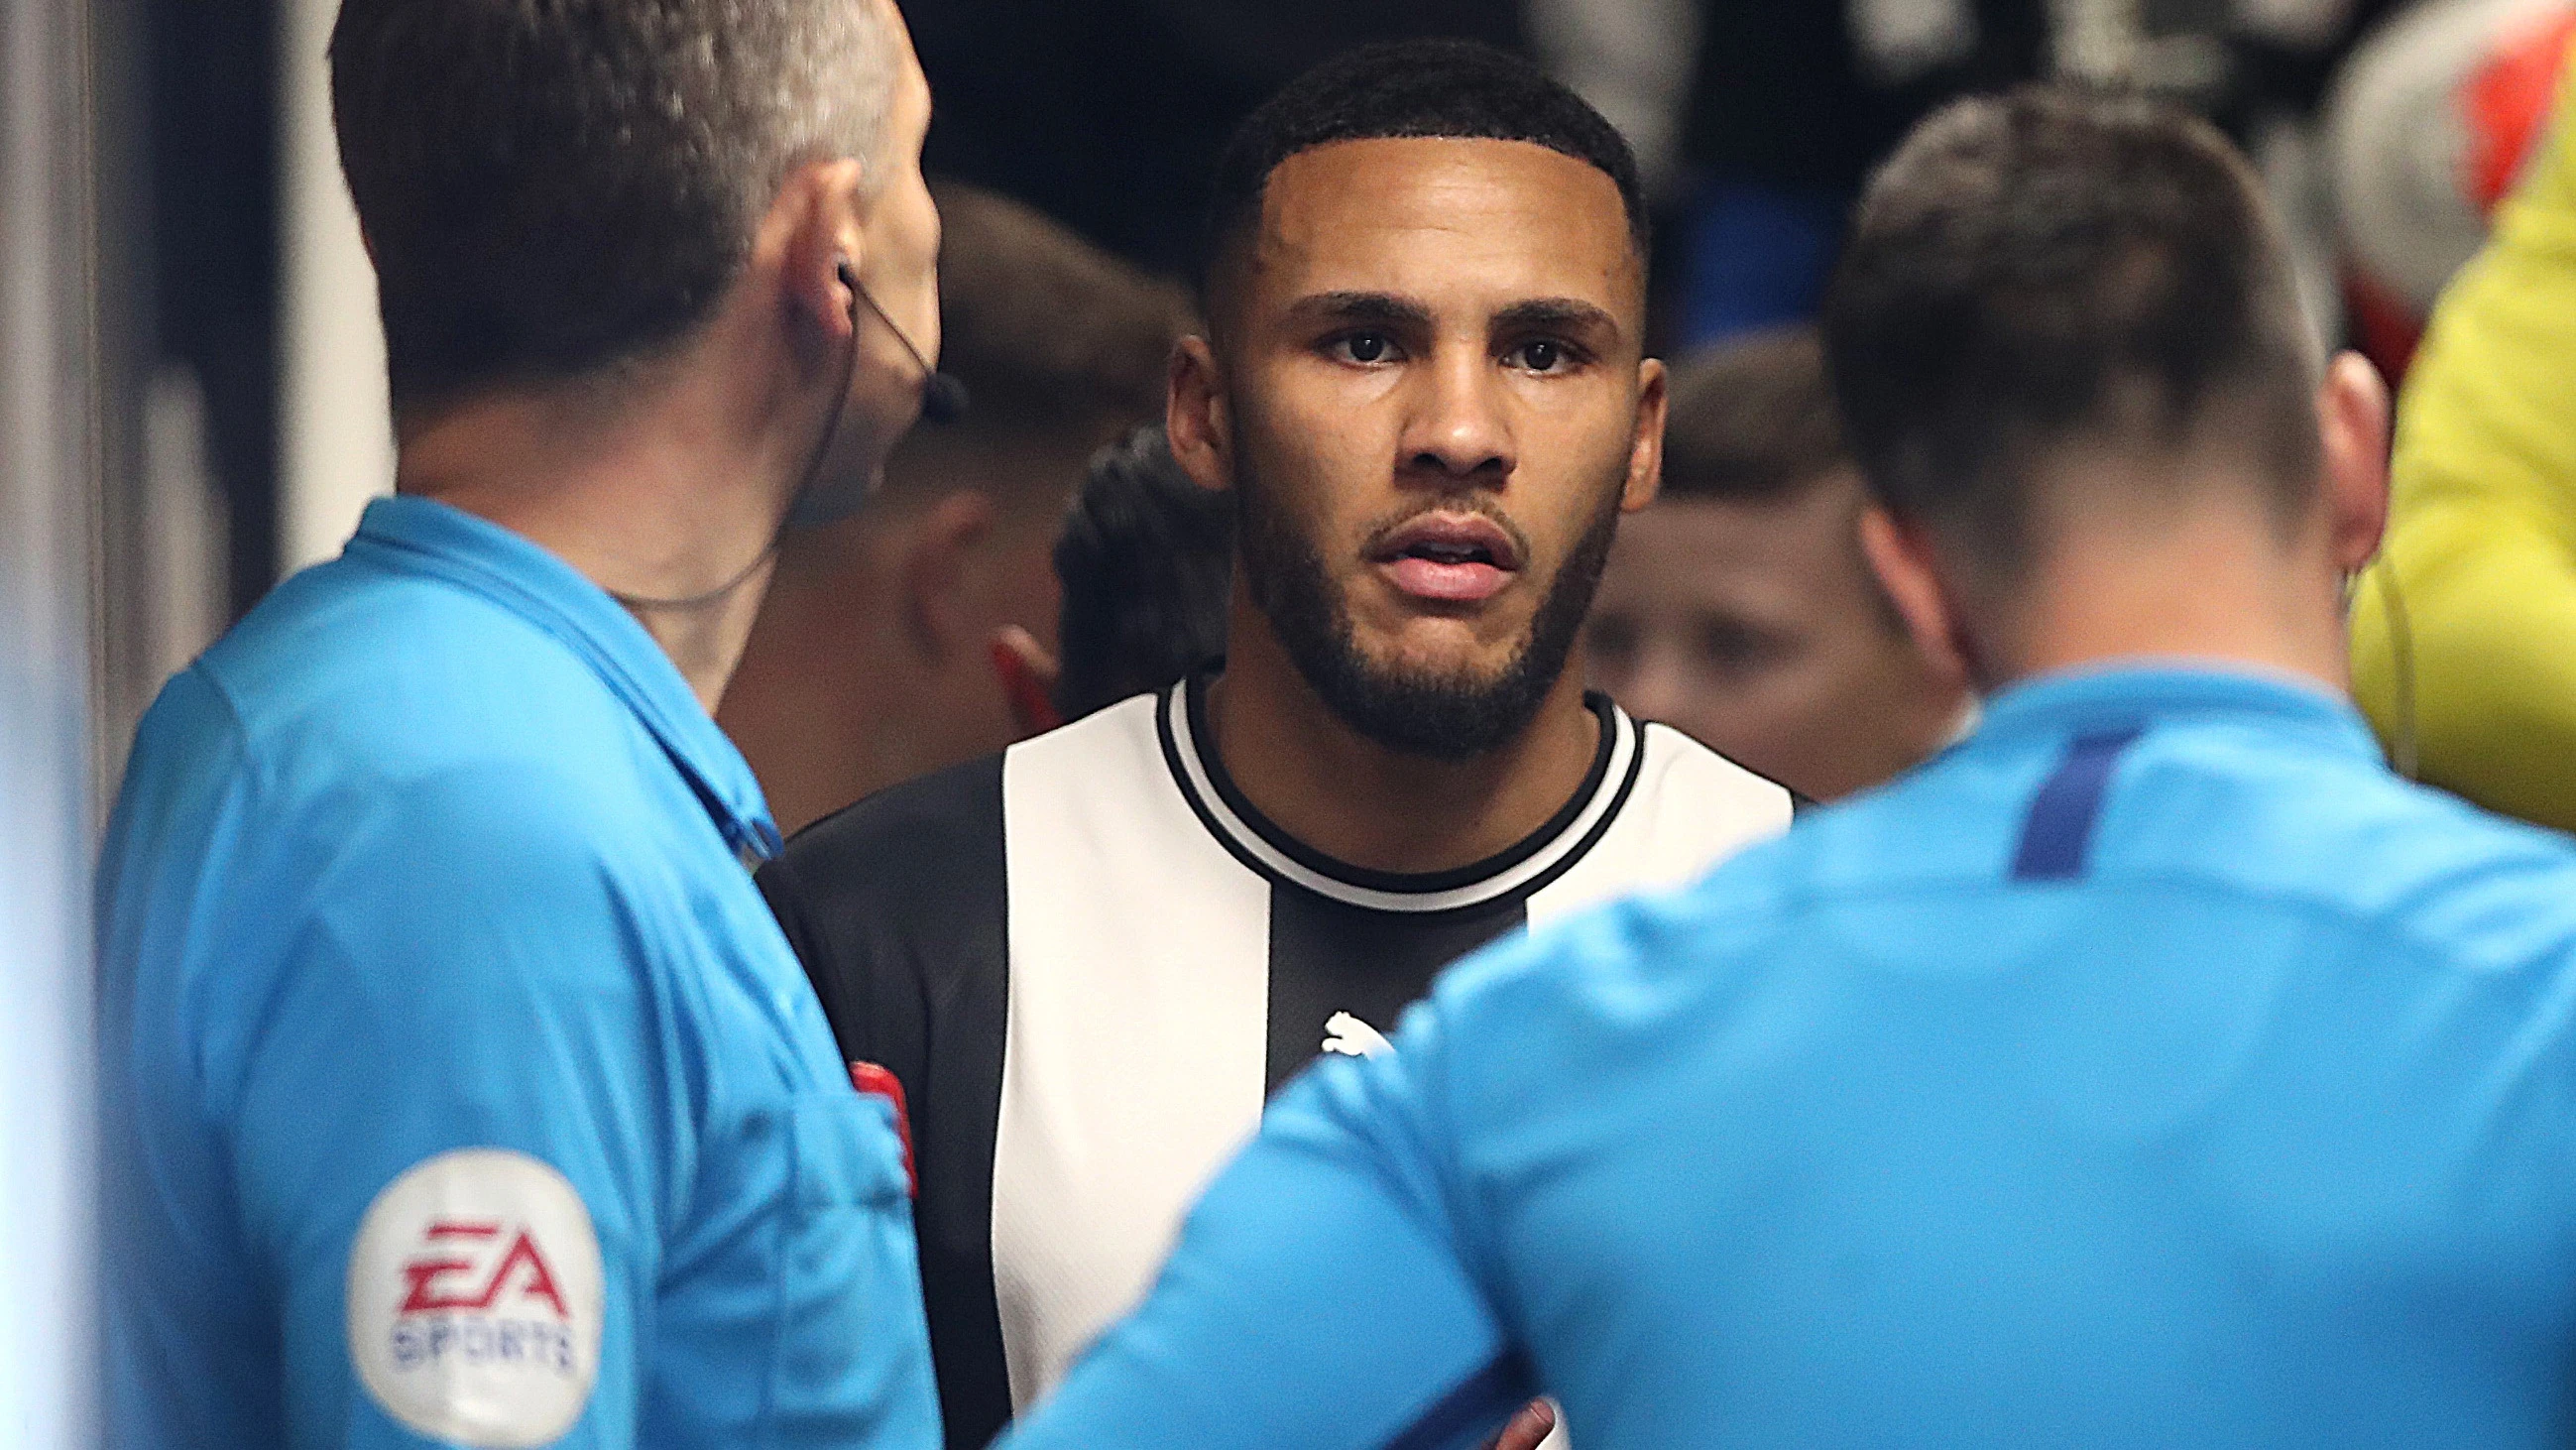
[331,0,903,411]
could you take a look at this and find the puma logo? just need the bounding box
[1321,1012,1393,1059]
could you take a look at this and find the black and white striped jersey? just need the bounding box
[756,674,1791,1449]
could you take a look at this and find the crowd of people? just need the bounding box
[90,0,2576,1447]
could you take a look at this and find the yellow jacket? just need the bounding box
[2353,50,2576,833]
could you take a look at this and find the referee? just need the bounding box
[759,42,1791,1450]
[997,88,2576,1450]
[99,1,947,1446]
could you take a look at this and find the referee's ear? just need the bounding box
[1166,335,1232,496]
[2317,350,2391,577]
[770,155,868,357]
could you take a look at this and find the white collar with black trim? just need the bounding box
[1154,673,1645,914]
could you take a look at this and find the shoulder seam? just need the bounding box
[179,660,279,811]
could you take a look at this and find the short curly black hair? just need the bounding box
[1201,39,1647,310]
[1052,425,1234,720]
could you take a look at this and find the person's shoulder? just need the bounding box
[2313,772,2576,973]
[1632,718,1795,825]
[1592,717,1794,881]
[758,751,1015,1045]
[762,751,1010,918]
[771,751,1009,874]
[2111,717,2576,962]
[1403,854,1800,1127]
[116,625,642,889]
[1001,687,1167,782]
[193,549,631,792]
[775,694,1162,898]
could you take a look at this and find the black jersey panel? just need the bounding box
[1263,889,1527,1092]
[757,755,1015,1450]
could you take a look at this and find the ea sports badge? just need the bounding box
[347,1148,605,1447]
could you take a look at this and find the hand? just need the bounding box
[1484,1397,1557,1450]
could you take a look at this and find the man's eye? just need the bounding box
[1330,332,1397,365]
[1510,339,1572,373]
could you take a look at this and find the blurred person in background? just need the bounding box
[722,181,1193,834]
[2351,40,2576,833]
[1585,327,1970,800]
[96,0,949,1445]
[2326,0,2576,380]
[990,423,1236,735]
[1000,85,2576,1450]
[1668,0,2400,350]
[757,42,1790,1450]
[1675,0,2050,343]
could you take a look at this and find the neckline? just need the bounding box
[1155,669,1642,913]
[345,494,783,860]
[1971,663,2377,763]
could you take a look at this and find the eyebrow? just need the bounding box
[1492,298,1621,339]
[1284,292,1438,330]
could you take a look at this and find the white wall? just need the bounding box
[279,0,393,574]
[0,0,100,1441]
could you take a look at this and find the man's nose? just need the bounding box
[1397,344,1514,485]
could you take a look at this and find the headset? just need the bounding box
[615,257,969,610]
[848,256,970,427]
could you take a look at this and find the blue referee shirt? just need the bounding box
[99,496,939,1449]
[999,666,2576,1450]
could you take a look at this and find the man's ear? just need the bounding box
[2318,350,2392,575]
[1167,336,1232,493]
[1860,505,1979,690]
[991,625,1064,738]
[900,490,997,661]
[1622,357,1667,514]
[769,156,867,354]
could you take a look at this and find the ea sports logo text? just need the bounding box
[388,1219,579,1378]
[349,1149,604,1449]
[401,1221,572,1317]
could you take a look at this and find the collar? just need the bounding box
[1157,669,1644,913]
[343,495,783,861]
[1970,662,2382,765]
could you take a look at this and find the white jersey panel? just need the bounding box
[992,696,1272,1409]
[1526,722,1791,928]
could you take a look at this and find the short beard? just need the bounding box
[1236,462,1623,763]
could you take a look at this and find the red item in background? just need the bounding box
[850,1061,917,1197]
[2466,9,2576,210]
[2345,266,2428,381]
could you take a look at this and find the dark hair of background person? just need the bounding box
[1823,85,2321,590]
[327,0,894,412]
[901,181,1196,460]
[1051,424,1234,720]
[901,0,1524,280]
[1662,327,1849,506]
[1199,38,1648,308]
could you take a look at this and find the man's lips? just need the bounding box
[1365,512,1523,604]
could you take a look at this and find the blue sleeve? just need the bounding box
[998,996,1528,1450]
[221,761,681,1449]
